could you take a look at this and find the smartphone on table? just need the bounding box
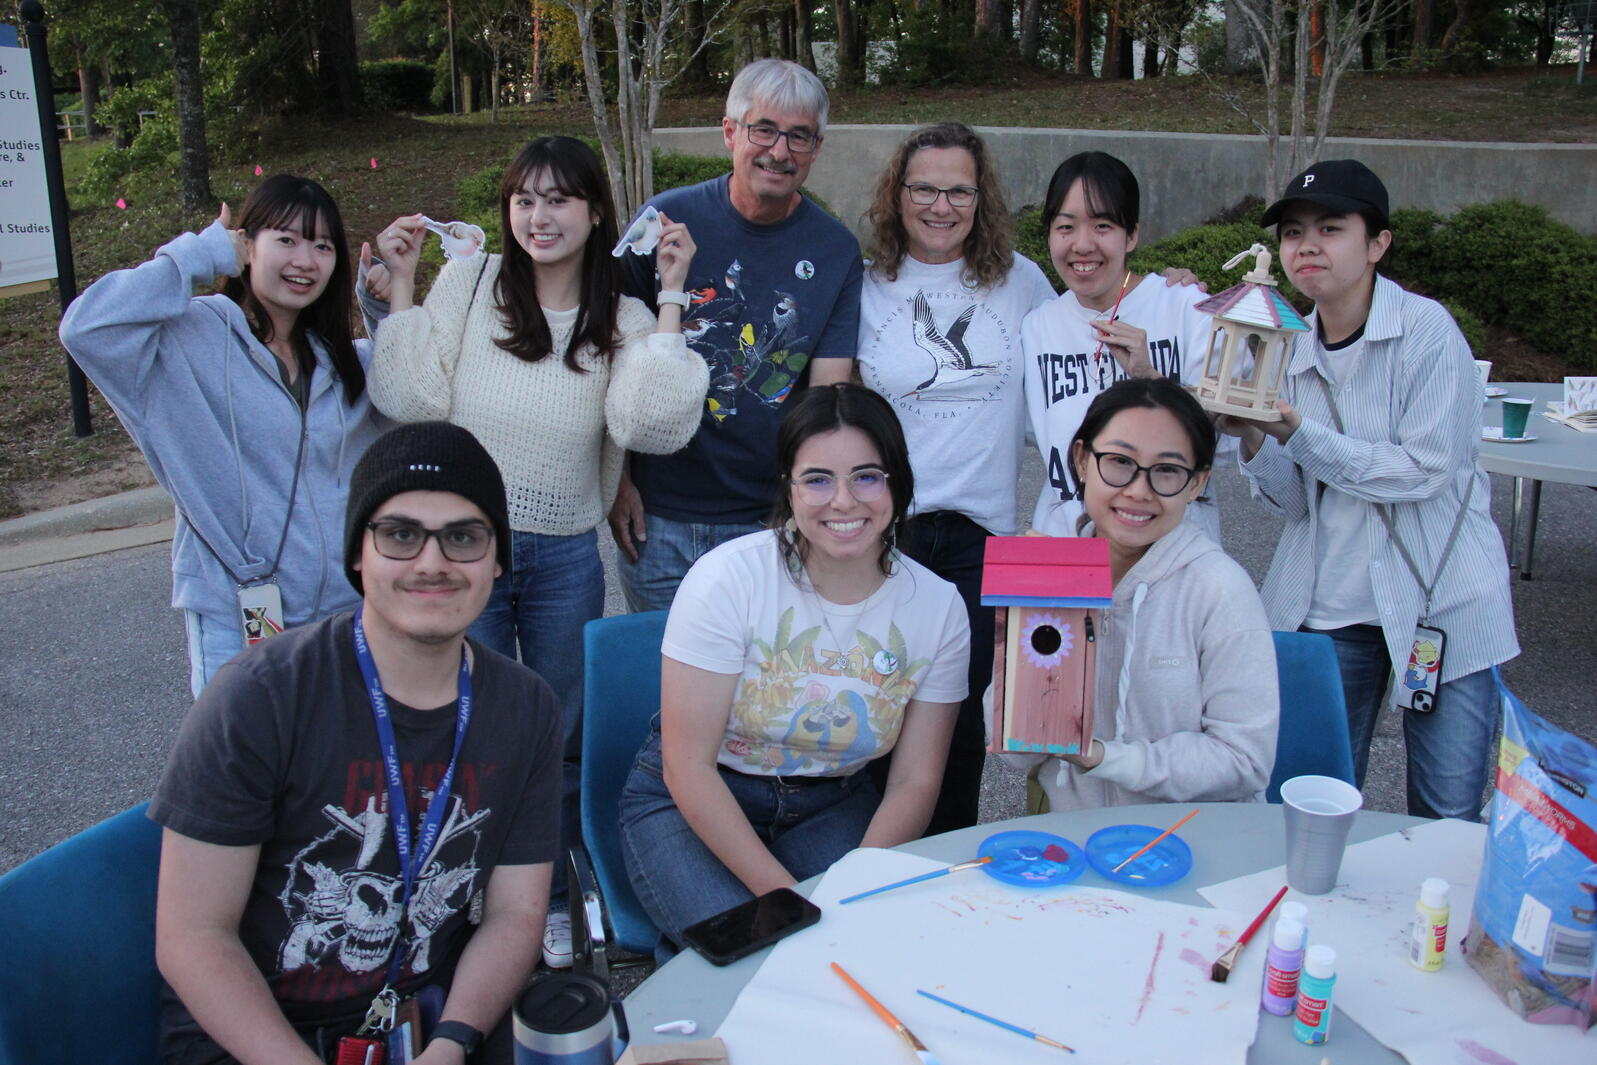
[681,887,822,966]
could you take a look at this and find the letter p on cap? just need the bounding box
[1302,174,1315,188]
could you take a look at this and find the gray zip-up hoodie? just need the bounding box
[1002,520,1279,811]
[59,221,386,632]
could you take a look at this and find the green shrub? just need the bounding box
[80,80,179,202]
[1442,299,1486,355]
[653,151,728,192]
[361,60,436,113]
[1014,206,1063,292]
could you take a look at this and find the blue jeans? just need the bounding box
[1313,623,1499,821]
[615,513,765,613]
[469,528,605,905]
[890,510,990,835]
[185,610,245,698]
[618,729,881,945]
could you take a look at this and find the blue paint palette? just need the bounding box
[977,830,1086,887]
[1086,824,1194,886]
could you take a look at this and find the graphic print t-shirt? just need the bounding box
[662,530,969,777]
[1021,278,1213,536]
[150,614,561,1038]
[621,176,864,524]
[857,252,1056,536]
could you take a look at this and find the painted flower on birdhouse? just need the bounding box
[1022,613,1075,669]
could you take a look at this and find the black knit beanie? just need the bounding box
[344,421,511,594]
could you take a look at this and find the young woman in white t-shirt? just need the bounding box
[618,384,970,947]
[855,123,1056,836]
[1022,151,1219,540]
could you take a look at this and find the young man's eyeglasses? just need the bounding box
[737,120,819,155]
[366,519,494,563]
[790,469,891,507]
[902,183,978,208]
[1088,450,1197,497]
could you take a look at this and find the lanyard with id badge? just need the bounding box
[1316,376,1475,713]
[339,606,475,1065]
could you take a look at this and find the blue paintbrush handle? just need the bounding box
[916,990,1034,1039]
[838,866,950,904]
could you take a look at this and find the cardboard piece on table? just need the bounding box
[616,1037,728,1064]
[1198,819,1597,1065]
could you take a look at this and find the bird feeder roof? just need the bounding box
[981,536,1114,608]
[1196,281,1311,332]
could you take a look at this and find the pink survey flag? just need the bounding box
[370,157,378,169]
[254,164,263,176]
[115,197,127,210]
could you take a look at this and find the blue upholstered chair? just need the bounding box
[568,611,668,979]
[0,802,163,1065]
[1268,630,1357,803]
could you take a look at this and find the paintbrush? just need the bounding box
[1111,808,1200,874]
[832,962,940,1065]
[839,856,993,904]
[916,989,1074,1053]
[1091,270,1135,365]
[1210,884,1290,983]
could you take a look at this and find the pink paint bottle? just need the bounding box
[1261,916,1307,1015]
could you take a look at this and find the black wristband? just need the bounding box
[430,1020,483,1056]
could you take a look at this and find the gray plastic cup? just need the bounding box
[1502,397,1533,439]
[1281,775,1363,895]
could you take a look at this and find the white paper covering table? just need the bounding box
[622,803,1433,1064]
[1479,381,1597,578]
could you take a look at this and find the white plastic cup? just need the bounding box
[1474,360,1492,392]
[1281,775,1363,895]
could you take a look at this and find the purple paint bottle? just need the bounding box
[1261,916,1307,1015]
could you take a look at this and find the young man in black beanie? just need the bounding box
[150,421,560,1065]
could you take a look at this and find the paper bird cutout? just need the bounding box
[420,216,485,260]
[612,205,662,258]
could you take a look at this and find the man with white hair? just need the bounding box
[607,58,863,613]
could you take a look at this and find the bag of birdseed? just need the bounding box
[1464,673,1597,1029]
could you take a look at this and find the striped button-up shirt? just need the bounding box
[1240,275,1519,682]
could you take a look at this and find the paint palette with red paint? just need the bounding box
[977,830,1086,887]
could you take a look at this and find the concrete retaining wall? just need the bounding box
[653,126,1596,243]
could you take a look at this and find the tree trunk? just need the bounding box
[1310,0,1325,76]
[1143,36,1159,76]
[794,0,816,71]
[1074,0,1094,74]
[834,1,866,85]
[157,0,211,210]
[1225,0,1256,73]
[1117,27,1135,76]
[1103,0,1121,76]
[976,0,1012,39]
[75,44,101,138]
[1412,0,1433,52]
[779,7,795,60]
[685,0,711,85]
[1439,0,1480,54]
[1020,0,1042,61]
[314,0,362,116]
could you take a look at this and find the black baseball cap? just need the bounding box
[1261,159,1390,230]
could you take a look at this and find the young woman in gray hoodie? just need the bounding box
[1003,378,1279,811]
[60,175,385,696]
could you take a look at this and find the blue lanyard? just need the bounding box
[352,606,473,989]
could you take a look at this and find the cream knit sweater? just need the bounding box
[370,254,709,535]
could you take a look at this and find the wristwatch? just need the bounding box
[430,1020,483,1056]
[656,289,691,309]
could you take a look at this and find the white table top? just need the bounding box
[622,802,1426,1064]
[1479,381,1597,486]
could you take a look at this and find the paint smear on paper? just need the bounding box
[1178,948,1208,973]
[1456,1039,1518,1065]
[1135,931,1166,1024]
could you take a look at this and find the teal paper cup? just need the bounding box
[1501,397,1533,439]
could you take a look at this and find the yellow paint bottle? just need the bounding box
[1409,877,1450,971]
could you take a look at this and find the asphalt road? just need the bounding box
[3,460,1593,873]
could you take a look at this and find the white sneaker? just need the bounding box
[542,910,574,969]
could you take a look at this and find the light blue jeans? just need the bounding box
[185,609,245,698]
[619,729,881,946]
[469,527,606,905]
[614,513,765,613]
[1314,623,1499,821]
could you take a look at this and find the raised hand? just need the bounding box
[373,214,426,311]
[654,212,697,293]
[1093,316,1154,378]
[361,243,393,304]
[218,203,250,277]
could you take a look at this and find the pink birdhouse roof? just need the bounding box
[1196,281,1311,332]
[981,536,1114,608]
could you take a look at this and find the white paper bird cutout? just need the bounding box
[420,216,486,260]
[612,206,662,258]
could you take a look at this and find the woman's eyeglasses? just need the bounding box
[901,183,978,208]
[1088,450,1197,497]
[366,519,494,563]
[790,469,891,506]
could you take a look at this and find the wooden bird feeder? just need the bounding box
[982,536,1113,756]
[1190,244,1309,421]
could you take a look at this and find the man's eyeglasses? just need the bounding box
[366,519,494,563]
[790,469,891,507]
[737,120,820,155]
[1087,450,1198,497]
[902,183,978,208]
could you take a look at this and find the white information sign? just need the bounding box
[0,39,58,290]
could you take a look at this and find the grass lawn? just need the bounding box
[2,65,1592,518]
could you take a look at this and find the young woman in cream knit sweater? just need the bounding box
[369,137,708,946]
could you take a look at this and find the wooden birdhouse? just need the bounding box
[1190,244,1309,421]
[982,536,1114,756]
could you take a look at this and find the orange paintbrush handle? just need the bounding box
[832,962,906,1033]
[1112,808,1199,873]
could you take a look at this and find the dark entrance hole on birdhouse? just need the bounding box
[1031,625,1063,656]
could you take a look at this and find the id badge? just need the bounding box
[237,582,285,646]
[385,997,422,1064]
[1394,623,1446,713]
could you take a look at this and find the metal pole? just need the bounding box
[22,0,91,437]
[1578,20,1590,85]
